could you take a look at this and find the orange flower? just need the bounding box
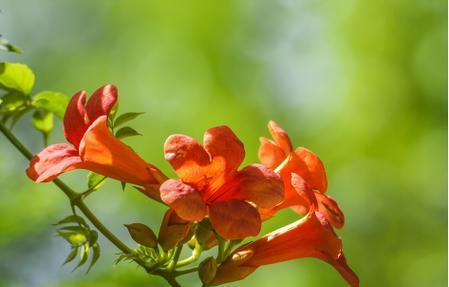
[258,121,344,228]
[160,126,284,240]
[26,84,165,185]
[212,210,359,287]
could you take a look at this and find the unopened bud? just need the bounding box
[198,256,217,285]
[158,209,192,251]
[124,223,157,248]
[195,219,214,246]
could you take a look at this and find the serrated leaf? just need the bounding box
[88,230,98,246]
[58,231,87,246]
[72,244,90,272]
[55,215,87,227]
[31,110,53,134]
[0,62,35,94]
[63,247,79,265]
[115,126,141,139]
[114,112,144,128]
[32,91,69,118]
[86,243,100,274]
[87,172,106,191]
[125,223,157,248]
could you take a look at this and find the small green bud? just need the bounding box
[198,256,217,285]
[125,223,157,248]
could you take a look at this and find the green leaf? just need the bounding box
[0,37,22,53]
[0,92,28,112]
[31,110,53,135]
[109,102,119,121]
[87,172,106,191]
[63,247,79,265]
[0,62,35,94]
[86,243,100,274]
[31,91,69,118]
[55,215,87,227]
[115,126,141,139]
[88,230,99,246]
[124,223,158,248]
[58,226,87,233]
[72,244,90,272]
[58,231,87,246]
[114,112,144,128]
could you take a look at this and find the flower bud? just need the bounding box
[124,223,157,248]
[158,209,192,251]
[198,256,217,285]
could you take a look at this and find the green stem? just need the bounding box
[176,242,202,267]
[167,245,183,271]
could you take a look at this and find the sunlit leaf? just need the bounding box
[0,62,35,94]
[114,112,144,128]
[31,110,53,136]
[72,244,90,272]
[87,172,106,191]
[32,91,69,118]
[58,231,87,246]
[115,126,142,139]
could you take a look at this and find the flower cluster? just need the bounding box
[27,85,359,286]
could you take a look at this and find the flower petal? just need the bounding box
[63,91,88,148]
[267,121,293,155]
[233,164,284,209]
[316,192,345,228]
[258,137,286,169]
[85,84,118,124]
[164,134,210,184]
[213,211,359,287]
[209,199,261,239]
[79,116,162,185]
[160,179,207,221]
[204,126,245,174]
[26,144,83,182]
[295,147,328,192]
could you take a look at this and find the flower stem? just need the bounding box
[176,242,202,267]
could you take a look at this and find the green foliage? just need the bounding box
[0,63,34,95]
[124,223,158,248]
[114,112,144,128]
[87,172,106,192]
[55,214,101,273]
[31,110,53,145]
[115,126,142,139]
[31,91,69,119]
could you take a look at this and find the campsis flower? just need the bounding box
[26,84,165,185]
[258,121,344,228]
[160,126,284,240]
[212,210,359,287]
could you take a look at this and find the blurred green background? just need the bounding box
[0,1,447,286]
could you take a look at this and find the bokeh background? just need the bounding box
[0,1,447,286]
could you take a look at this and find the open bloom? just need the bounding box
[212,210,359,287]
[27,84,165,185]
[160,126,284,239]
[259,121,344,228]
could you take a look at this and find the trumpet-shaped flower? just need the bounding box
[27,84,165,185]
[259,121,344,228]
[212,210,359,286]
[160,126,284,239]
